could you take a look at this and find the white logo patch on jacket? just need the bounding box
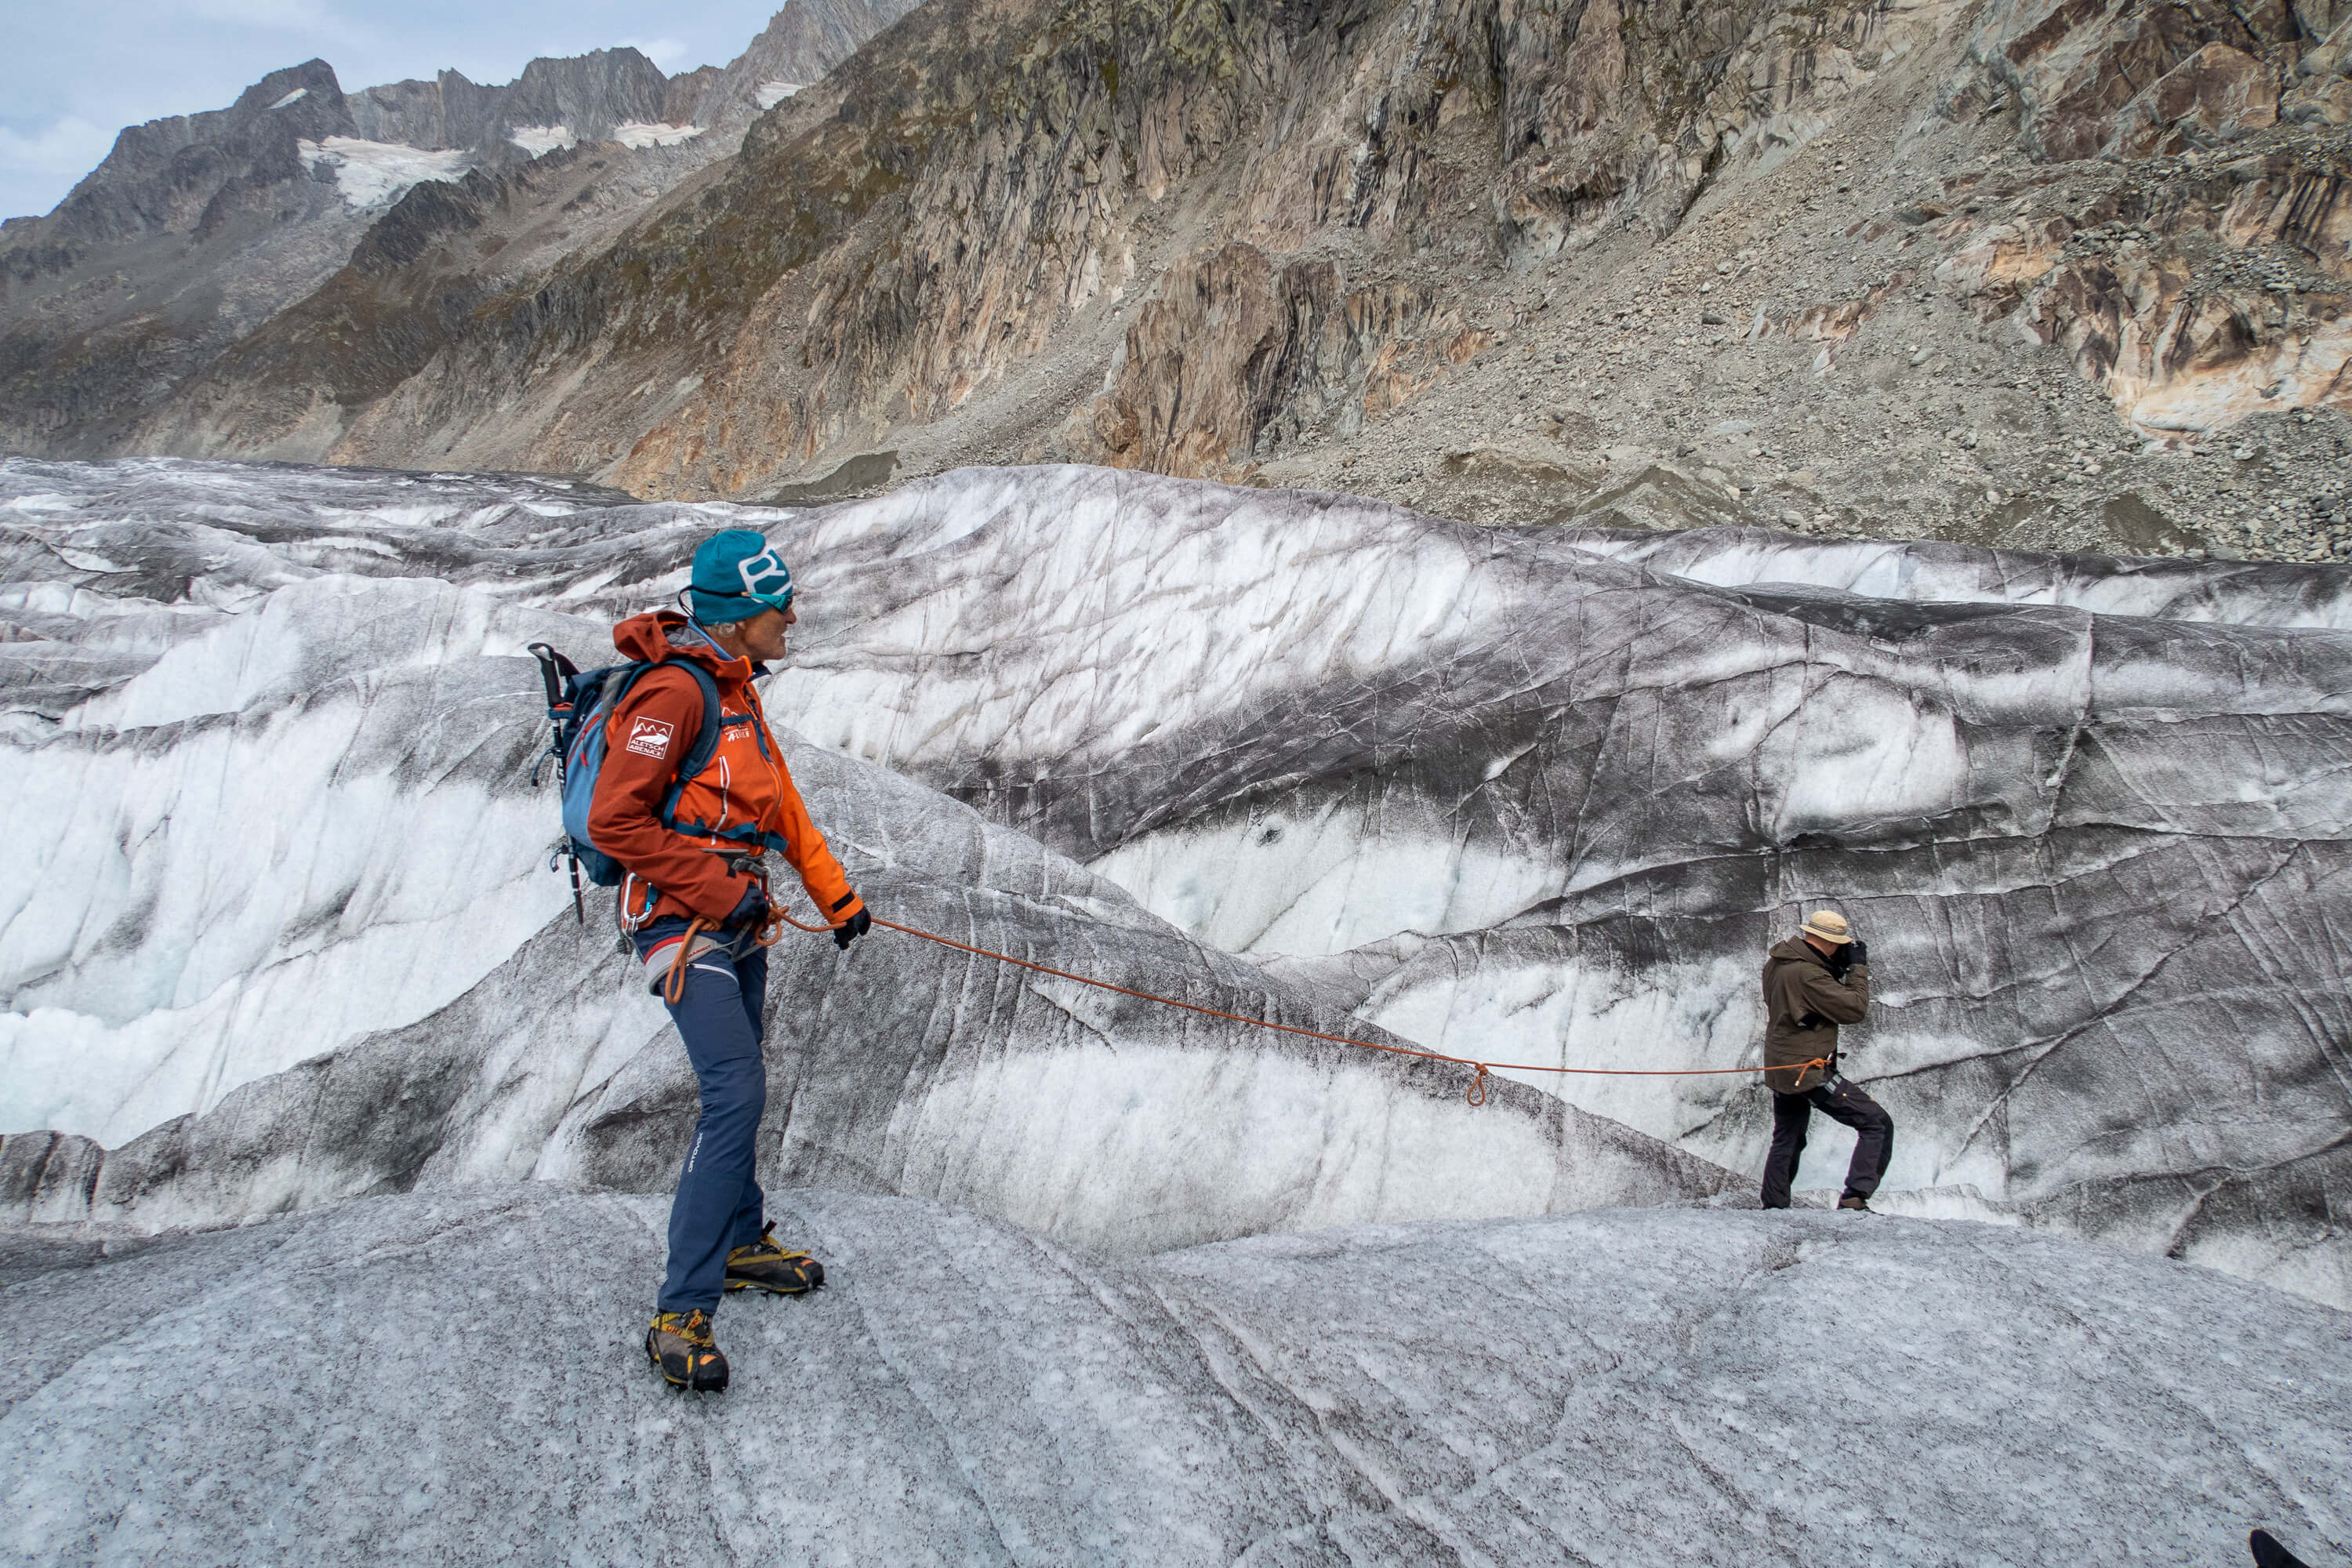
[625,717,675,758]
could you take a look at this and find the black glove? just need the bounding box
[1846,938,1869,968]
[833,906,871,951]
[724,883,770,930]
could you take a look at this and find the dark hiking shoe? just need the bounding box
[2251,1529,2311,1568]
[1838,1195,1873,1212]
[646,1310,728,1392]
[725,1221,825,1296]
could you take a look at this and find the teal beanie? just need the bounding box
[688,530,793,625]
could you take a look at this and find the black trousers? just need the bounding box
[1760,1076,1893,1207]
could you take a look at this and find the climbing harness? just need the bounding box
[698,869,1827,1106]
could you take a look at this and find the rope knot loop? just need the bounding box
[1466,1063,1490,1107]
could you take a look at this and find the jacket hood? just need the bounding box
[611,610,753,677]
[1769,935,1828,967]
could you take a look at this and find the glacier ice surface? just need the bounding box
[2,457,2347,1310]
[611,122,705,149]
[1,1185,2345,1566]
[753,466,2352,1306]
[0,459,1726,1255]
[506,124,577,156]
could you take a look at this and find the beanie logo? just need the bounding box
[625,717,675,759]
[736,548,791,603]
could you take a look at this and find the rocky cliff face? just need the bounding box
[670,0,930,129]
[27,0,2352,568]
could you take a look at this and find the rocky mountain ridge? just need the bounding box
[344,48,674,154]
[0,0,923,465]
[21,0,2352,569]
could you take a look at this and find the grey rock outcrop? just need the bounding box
[670,0,927,129]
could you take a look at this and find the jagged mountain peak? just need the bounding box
[677,0,927,128]
[349,45,673,156]
[27,57,357,247]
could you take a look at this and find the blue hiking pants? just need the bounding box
[637,919,770,1314]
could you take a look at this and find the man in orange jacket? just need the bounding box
[589,528,870,1392]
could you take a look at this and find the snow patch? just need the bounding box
[610,121,702,149]
[506,124,575,156]
[269,88,308,111]
[756,81,803,109]
[297,136,473,210]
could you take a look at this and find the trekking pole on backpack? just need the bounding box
[528,642,588,925]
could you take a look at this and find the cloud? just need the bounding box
[0,118,116,178]
[619,35,691,68]
[162,0,379,57]
[176,0,352,34]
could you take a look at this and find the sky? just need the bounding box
[0,0,789,222]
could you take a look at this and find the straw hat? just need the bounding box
[1799,909,1852,942]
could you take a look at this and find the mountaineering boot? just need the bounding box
[2251,1528,2311,1568]
[646,1310,729,1392]
[1838,1194,1873,1212]
[725,1221,826,1296]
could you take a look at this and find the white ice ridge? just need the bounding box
[506,124,576,156]
[0,575,579,1145]
[610,121,703,148]
[756,81,803,109]
[296,136,474,209]
[1567,524,2352,628]
[5,1186,2347,1566]
[1,457,2347,1308]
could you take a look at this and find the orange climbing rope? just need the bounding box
[725,876,1826,1106]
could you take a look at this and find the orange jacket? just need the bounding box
[586,611,862,930]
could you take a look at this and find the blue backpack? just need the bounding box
[529,643,722,917]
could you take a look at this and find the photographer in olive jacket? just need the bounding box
[1759,909,1893,1212]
